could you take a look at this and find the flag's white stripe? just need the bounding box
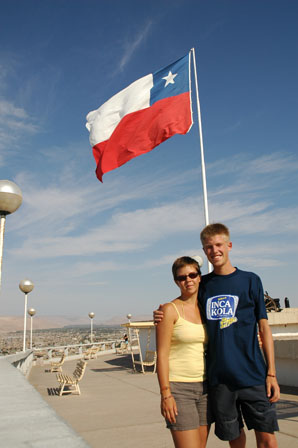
[86,73,153,146]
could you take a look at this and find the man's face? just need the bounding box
[202,234,232,269]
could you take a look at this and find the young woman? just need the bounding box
[156,256,211,448]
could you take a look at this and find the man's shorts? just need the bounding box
[210,384,279,441]
[166,381,213,431]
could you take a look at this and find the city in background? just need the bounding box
[0,325,127,356]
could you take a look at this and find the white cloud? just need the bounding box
[0,100,28,119]
[208,152,298,205]
[249,153,298,173]
[8,194,298,261]
[0,99,39,152]
[5,149,298,263]
[229,208,298,235]
[223,120,242,133]
[118,20,153,72]
[8,198,201,259]
[10,160,198,235]
[0,54,61,161]
[208,152,298,179]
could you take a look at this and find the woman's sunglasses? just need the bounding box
[176,272,200,282]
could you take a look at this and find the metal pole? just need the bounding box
[0,215,6,291]
[30,315,33,349]
[23,293,28,351]
[0,181,23,292]
[90,318,93,343]
[191,47,212,273]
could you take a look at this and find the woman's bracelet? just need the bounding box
[267,374,276,378]
[161,395,173,401]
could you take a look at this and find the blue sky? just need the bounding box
[1,0,297,322]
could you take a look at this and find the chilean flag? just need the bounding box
[86,53,193,182]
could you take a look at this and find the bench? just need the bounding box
[50,352,66,372]
[56,360,87,396]
[83,346,100,360]
[115,341,128,354]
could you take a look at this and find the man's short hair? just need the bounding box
[172,256,201,280]
[200,223,230,245]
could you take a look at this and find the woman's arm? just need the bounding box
[258,318,280,403]
[156,303,178,423]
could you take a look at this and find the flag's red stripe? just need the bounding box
[92,92,191,182]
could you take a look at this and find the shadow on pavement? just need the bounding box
[91,354,136,373]
[47,387,60,396]
[280,385,298,396]
[276,400,298,420]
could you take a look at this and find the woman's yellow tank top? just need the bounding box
[169,301,208,382]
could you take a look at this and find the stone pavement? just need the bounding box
[28,353,298,448]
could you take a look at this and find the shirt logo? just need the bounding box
[206,295,239,329]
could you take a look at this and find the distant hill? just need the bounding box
[0,314,152,332]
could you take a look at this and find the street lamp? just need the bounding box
[0,180,22,291]
[28,308,36,349]
[19,279,34,351]
[88,312,95,343]
[126,314,132,346]
[191,255,204,268]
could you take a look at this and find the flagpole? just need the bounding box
[191,48,212,273]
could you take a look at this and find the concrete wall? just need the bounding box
[5,349,34,377]
[268,308,298,335]
[267,310,298,387]
[274,339,298,387]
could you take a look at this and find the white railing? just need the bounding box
[33,339,121,363]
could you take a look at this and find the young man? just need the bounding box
[155,223,279,448]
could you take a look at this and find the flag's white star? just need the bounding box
[162,71,177,87]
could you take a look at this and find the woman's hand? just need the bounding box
[160,395,178,424]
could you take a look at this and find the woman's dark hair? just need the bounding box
[172,256,201,280]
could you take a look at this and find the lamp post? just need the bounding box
[126,314,132,345]
[88,312,95,343]
[191,255,204,268]
[28,308,36,349]
[0,180,22,291]
[19,279,34,351]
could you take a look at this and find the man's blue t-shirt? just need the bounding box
[199,268,268,389]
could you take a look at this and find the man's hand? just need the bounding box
[266,376,280,403]
[258,319,280,403]
[153,304,165,324]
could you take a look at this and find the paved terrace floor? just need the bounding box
[28,353,298,448]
